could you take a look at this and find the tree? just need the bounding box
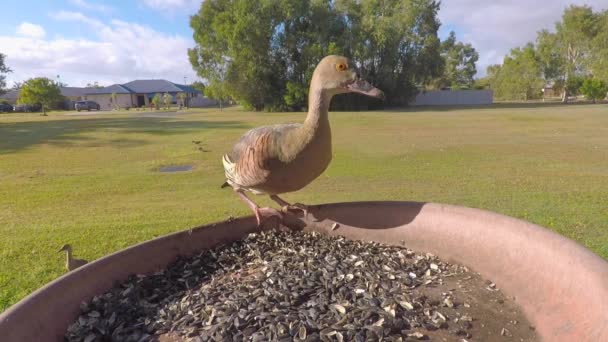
[162,92,172,109]
[86,82,103,88]
[564,75,585,97]
[473,64,501,90]
[580,78,607,103]
[188,0,444,111]
[490,44,544,101]
[190,81,205,95]
[434,31,479,89]
[18,77,63,115]
[205,78,230,111]
[589,11,608,82]
[535,5,601,102]
[0,53,12,95]
[176,92,187,108]
[151,93,162,110]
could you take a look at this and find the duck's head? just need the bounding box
[311,55,385,100]
[58,244,72,252]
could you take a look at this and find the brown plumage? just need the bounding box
[58,244,88,272]
[222,55,384,226]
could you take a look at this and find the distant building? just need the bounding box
[0,89,19,104]
[1,79,215,110]
[541,82,560,98]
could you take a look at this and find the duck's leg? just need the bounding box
[270,195,309,217]
[236,190,283,226]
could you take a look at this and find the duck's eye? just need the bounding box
[336,63,348,71]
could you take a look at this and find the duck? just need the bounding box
[58,244,88,272]
[222,55,384,226]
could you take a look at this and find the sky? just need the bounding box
[1,0,607,88]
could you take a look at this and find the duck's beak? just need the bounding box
[346,79,385,100]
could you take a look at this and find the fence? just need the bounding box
[411,90,493,106]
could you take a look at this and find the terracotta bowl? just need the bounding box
[1,201,607,342]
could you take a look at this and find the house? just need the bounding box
[86,84,137,110]
[1,79,209,110]
[541,82,559,98]
[0,89,19,104]
[60,87,89,109]
[87,80,202,110]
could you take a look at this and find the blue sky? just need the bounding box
[1,0,606,87]
[0,0,196,40]
[0,0,201,87]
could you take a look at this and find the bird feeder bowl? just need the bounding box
[1,201,607,341]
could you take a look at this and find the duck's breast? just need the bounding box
[262,125,332,194]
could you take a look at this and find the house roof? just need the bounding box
[61,87,88,97]
[122,79,184,93]
[0,89,19,100]
[1,79,201,100]
[86,84,133,95]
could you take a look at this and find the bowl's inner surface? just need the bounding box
[64,231,538,342]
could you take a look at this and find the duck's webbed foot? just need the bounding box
[270,195,310,217]
[254,207,284,227]
[236,190,283,227]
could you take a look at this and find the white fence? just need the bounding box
[189,96,218,108]
[411,90,493,106]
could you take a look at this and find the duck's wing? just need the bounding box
[223,123,300,188]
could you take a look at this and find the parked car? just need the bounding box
[13,103,41,112]
[75,101,101,111]
[0,103,13,113]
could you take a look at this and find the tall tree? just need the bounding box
[190,81,206,95]
[589,10,608,82]
[335,0,443,107]
[176,92,187,108]
[536,5,600,102]
[188,0,443,111]
[152,93,162,110]
[18,77,63,115]
[163,92,172,109]
[86,82,103,88]
[473,64,501,90]
[434,31,479,89]
[0,53,12,94]
[491,44,544,101]
[580,78,607,103]
[205,77,230,111]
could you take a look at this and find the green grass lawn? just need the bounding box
[1,104,607,311]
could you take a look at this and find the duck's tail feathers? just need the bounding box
[221,154,236,189]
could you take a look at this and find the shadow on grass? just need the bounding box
[0,117,248,153]
[390,101,605,112]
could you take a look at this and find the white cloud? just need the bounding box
[68,0,113,13]
[2,12,197,87]
[16,22,46,39]
[50,10,105,29]
[439,0,608,76]
[141,0,201,13]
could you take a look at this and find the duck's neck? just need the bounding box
[65,250,72,263]
[281,86,333,161]
[303,88,331,133]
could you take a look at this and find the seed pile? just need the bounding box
[65,231,493,341]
